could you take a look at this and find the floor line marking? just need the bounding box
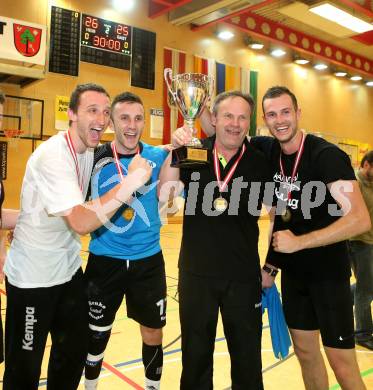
[102,361,144,390]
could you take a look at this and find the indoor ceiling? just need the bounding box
[149,0,373,79]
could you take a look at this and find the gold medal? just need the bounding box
[122,207,135,221]
[213,197,228,212]
[281,208,292,223]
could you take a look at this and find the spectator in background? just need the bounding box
[0,90,19,364]
[348,151,373,350]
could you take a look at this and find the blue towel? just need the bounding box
[262,284,292,359]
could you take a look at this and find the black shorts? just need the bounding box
[281,271,354,349]
[85,251,167,329]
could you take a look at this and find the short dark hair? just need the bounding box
[0,90,5,105]
[262,86,298,112]
[212,90,255,116]
[111,91,143,110]
[361,151,373,167]
[68,83,110,113]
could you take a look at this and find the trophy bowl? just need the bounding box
[164,68,214,168]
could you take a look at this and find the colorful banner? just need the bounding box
[216,62,239,94]
[0,16,46,65]
[241,68,258,136]
[163,48,186,144]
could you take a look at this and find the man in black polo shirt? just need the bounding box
[162,90,272,390]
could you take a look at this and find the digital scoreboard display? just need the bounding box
[81,14,132,70]
[49,6,80,76]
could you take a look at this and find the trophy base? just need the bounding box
[171,145,210,168]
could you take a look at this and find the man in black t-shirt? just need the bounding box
[200,86,370,390]
[258,86,369,390]
[162,90,272,390]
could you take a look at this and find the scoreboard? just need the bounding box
[48,7,155,89]
[80,14,132,70]
[81,14,131,55]
[49,7,80,76]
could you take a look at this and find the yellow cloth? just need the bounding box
[218,154,227,168]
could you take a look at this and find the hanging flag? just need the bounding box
[216,62,239,94]
[240,68,258,136]
[193,55,215,138]
[163,48,186,144]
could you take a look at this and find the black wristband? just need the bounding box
[263,264,278,277]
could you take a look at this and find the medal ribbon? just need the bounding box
[111,141,140,182]
[213,143,246,194]
[64,131,83,192]
[279,132,306,200]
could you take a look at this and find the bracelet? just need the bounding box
[262,264,279,277]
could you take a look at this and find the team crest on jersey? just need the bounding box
[13,23,42,57]
[273,171,300,210]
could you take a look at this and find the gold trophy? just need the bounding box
[164,68,214,167]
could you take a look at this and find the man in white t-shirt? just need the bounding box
[3,83,152,390]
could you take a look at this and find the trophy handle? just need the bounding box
[164,68,177,102]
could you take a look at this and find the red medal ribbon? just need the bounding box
[279,132,306,201]
[111,141,140,182]
[213,143,246,194]
[64,131,83,192]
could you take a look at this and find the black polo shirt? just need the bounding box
[179,136,272,282]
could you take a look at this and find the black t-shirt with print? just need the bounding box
[251,134,356,281]
[179,136,272,282]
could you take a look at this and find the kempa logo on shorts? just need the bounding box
[22,306,37,351]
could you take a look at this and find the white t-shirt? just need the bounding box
[5,132,93,288]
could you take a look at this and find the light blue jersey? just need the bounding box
[89,142,168,260]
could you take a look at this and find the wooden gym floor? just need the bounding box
[0,218,372,389]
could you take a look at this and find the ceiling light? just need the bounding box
[350,75,362,81]
[294,55,309,65]
[309,3,373,34]
[334,71,347,77]
[113,0,135,12]
[270,48,286,57]
[366,81,373,87]
[217,31,234,40]
[314,63,328,70]
[244,36,264,50]
[250,42,264,50]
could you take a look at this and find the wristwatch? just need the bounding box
[262,264,279,277]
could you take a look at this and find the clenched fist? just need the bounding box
[171,126,194,148]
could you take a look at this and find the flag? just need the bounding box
[193,55,215,138]
[216,62,239,94]
[163,48,186,144]
[241,68,258,136]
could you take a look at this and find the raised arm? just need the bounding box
[64,154,152,235]
[157,127,190,202]
[199,107,215,136]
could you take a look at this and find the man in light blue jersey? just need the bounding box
[84,92,169,390]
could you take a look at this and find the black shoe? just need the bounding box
[356,339,373,350]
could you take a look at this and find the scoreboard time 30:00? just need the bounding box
[81,14,132,56]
